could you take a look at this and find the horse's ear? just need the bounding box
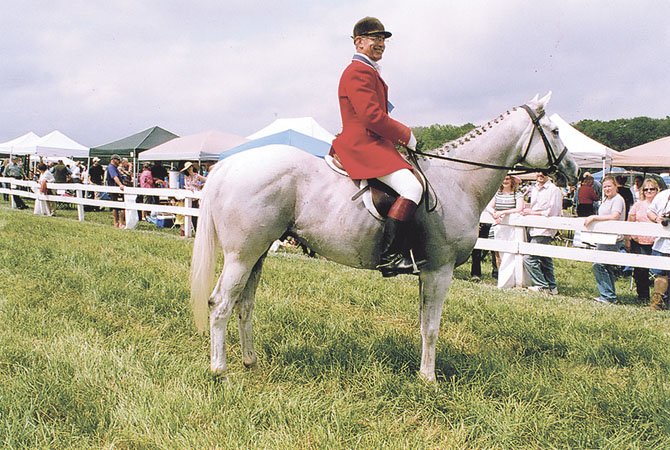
[529,93,539,104]
[537,91,552,110]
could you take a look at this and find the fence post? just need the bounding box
[9,181,16,209]
[513,225,527,287]
[76,186,85,222]
[184,197,193,238]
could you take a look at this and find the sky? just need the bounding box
[1,0,668,147]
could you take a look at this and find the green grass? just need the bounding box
[1,205,669,448]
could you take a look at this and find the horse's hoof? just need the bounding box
[243,355,258,369]
[210,366,227,379]
[418,371,437,383]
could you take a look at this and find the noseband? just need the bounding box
[408,104,569,175]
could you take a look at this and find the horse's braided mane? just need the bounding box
[425,106,519,157]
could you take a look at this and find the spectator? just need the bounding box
[138,162,157,220]
[70,162,81,183]
[584,175,626,304]
[34,163,55,216]
[88,157,105,211]
[632,175,644,203]
[575,174,600,217]
[52,159,70,184]
[182,161,206,192]
[485,175,525,288]
[180,161,207,234]
[1,158,9,201]
[615,175,634,220]
[2,156,28,209]
[88,157,104,186]
[647,184,670,311]
[119,158,133,186]
[151,161,168,185]
[521,172,563,295]
[3,156,28,209]
[591,173,602,202]
[626,178,659,302]
[79,163,88,184]
[105,154,125,228]
[470,223,497,282]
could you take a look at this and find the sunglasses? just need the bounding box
[643,188,658,192]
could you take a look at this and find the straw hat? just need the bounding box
[180,161,194,172]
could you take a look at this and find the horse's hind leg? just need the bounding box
[236,254,265,369]
[209,256,256,377]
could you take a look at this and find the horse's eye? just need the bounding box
[551,129,559,136]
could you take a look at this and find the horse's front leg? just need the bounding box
[418,264,454,382]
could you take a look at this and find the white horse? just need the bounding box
[191,93,578,382]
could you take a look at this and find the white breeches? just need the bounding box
[377,169,423,204]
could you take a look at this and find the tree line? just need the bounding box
[413,116,670,152]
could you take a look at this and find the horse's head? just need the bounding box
[519,92,579,186]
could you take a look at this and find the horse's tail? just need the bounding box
[190,182,219,334]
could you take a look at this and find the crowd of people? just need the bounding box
[1,155,209,234]
[473,170,670,310]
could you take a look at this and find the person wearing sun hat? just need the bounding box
[330,16,424,277]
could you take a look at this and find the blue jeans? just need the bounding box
[523,235,556,289]
[593,241,625,301]
[650,249,670,277]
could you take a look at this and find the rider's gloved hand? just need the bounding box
[406,131,417,151]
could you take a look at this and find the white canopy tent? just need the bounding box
[0,132,41,155]
[138,130,247,161]
[549,114,614,170]
[247,117,335,143]
[12,130,89,158]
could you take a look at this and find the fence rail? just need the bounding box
[0,176,201,237]
[2,176,670,277]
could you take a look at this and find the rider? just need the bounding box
[331,16,425,277]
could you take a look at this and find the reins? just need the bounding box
[408,104,569,212]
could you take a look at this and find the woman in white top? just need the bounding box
[584,175,626,304]
[485,175,526,288]
[34,163,55,216]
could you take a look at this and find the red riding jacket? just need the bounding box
[331,55,412,180]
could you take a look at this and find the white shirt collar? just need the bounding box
[354,52,381,73]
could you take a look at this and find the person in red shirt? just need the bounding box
[576,173,599,217]
[331,17,424,276]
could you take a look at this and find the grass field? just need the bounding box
[1,205,669,448]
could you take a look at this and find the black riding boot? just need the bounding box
[376,197,426,277]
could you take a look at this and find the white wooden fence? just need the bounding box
[478,212,670,286]
[2,176,670,278]
[0,176,201,237]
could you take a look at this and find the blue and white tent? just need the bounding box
[220,117,335,160]
[220,129,332,160]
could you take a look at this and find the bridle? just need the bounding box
[408,104,569,176]
[407,104,569,212]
